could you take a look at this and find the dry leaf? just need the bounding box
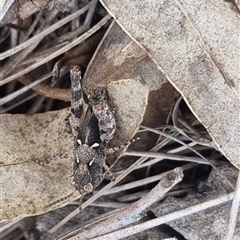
[1,109,77,221]
[106,78,149,166]
[83,20,176,155]
[82,21,167,91]
[1,110,72,165]
[100,0,240,169]
[1,79,148,221]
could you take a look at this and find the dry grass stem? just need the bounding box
[0,0,97,60]
[90,192,235,240]
[125,150,211,165]
[2,10,58,77]
[21,11,43,42]
[141,125,234,190]
[104,172,176,196]
[225,170,240,240]
[1,73,51,105]
[130,141,198,170]
[103,163,196,196]
[17,42,67,68]
[0,93,38,113]
[141,125,212,163]
[172,97,215,148]
[0,14,111,86]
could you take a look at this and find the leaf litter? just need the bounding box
[1,0,239,239]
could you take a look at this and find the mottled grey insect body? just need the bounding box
[68,66,116,196]
[89,87,116,144]
[72,143,107,195]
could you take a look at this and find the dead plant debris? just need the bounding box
[1,1,239,240]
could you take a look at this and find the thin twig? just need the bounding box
[225,170,240,240]
[0,14,111,86]
[0,93,38,113]
[21,11,43,42]
[117,188,194,203]
[141,125,211,163]
[0,73,51,105]
[58,208,126,240]
[2,10,58,77]
[113,133,188,176]
[17,42,67,67]
[91,192,235,240]
[0,0,97,60]
[58,0,96,43]
[49,140,172,233]
[104,172,172,196]
[68,167,183,240]
[44,1,97,67]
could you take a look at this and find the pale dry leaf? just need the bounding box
[82,21,167,91]
[1,109,72,165]
[107,78,149,146]
[1,79,149,221]
[100,0,240,169]
[106,78,149,166]
[1,109,77,221]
